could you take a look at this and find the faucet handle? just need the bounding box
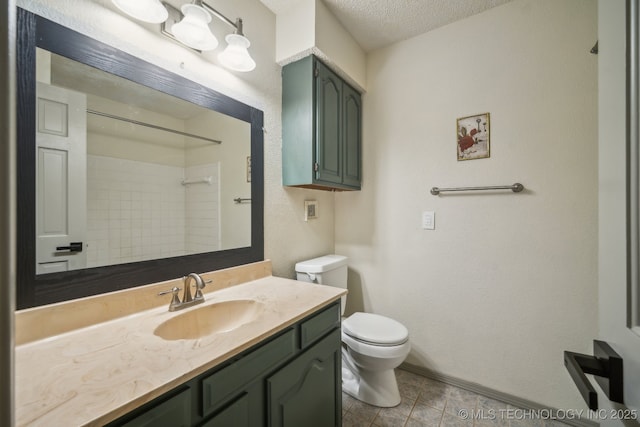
[194,279,211,300]
[158,286,181,310]
[158,286,181,296]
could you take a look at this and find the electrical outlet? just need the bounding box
[304,200,318,221]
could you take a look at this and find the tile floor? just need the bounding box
[342,369,572,427]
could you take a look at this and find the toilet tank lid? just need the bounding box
[295,254,348,274]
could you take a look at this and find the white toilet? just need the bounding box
[295,255,410,408]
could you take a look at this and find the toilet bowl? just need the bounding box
[295,255,410,408]
[341,312,410,407]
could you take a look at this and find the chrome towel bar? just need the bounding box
[430,183,524,195]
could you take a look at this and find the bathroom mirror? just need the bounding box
[36,50,252,271]
[16,9,264,309]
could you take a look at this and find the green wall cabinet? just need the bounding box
[106,302,342,427]
[282,55,362,191]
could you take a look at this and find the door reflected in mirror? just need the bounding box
[36,48,251,274]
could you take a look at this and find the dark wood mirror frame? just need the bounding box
[16,8,264,309]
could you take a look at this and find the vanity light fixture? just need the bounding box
[112,0,169,24]
[111,0,256,72]
[218,19,256,72]
[171,3,218,51]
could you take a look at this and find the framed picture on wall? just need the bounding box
[457,112,490,161]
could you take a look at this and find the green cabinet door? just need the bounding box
[282,56,314,187]
[267,329,342,427]
[342,84,361,189]
[315,61,343,186]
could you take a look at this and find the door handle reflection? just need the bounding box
[55,242,83,252]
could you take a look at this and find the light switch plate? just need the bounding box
[422,211,435,230]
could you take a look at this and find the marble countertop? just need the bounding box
[15,266,345,427]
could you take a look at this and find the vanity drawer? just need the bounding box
[113,387,191,427]
[201,328,296,416]
[300,302,340,348]
[201,393,249,427]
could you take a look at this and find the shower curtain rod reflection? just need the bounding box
[87,109,222,145]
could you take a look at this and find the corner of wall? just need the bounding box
[313,0,366,91]
[275,0,316,64]
[274,0,366,92]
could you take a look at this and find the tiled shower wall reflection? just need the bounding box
[86,155,219,268]
[185,163,220,254]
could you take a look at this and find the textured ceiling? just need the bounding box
[261,0,514,52]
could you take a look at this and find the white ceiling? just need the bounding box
[261,0,514,52]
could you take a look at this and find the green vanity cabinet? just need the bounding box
[200,388,254,427]
[114,387,192,427]
[267,329,342,427]
[282,55,362,191]
[106,302,342,427]
[200,328,297,426]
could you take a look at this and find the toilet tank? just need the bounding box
[295,255,348,314]
[295,254,348,288]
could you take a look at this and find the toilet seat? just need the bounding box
[343,312,409,346]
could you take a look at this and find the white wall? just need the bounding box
[16,0,335,279]
[274,0,366,91]
[86,95,187,167]
[185,162,221,253]
[274,0,315,64]
[314,0,366,91]
[186,111,251,250]
[335,0,598,410]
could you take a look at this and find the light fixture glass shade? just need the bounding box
[218,34,256,72]
[171,4,218,51]
[112,0,168,24]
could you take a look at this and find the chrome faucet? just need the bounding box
[158,273,209,311]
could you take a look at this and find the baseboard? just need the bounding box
[399,363,599,427]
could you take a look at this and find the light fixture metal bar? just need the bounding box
[160,2,191,47]
[199,1,238,31]
[160,2,243,49]
[87,109,222,145]
[158,1,255,71]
